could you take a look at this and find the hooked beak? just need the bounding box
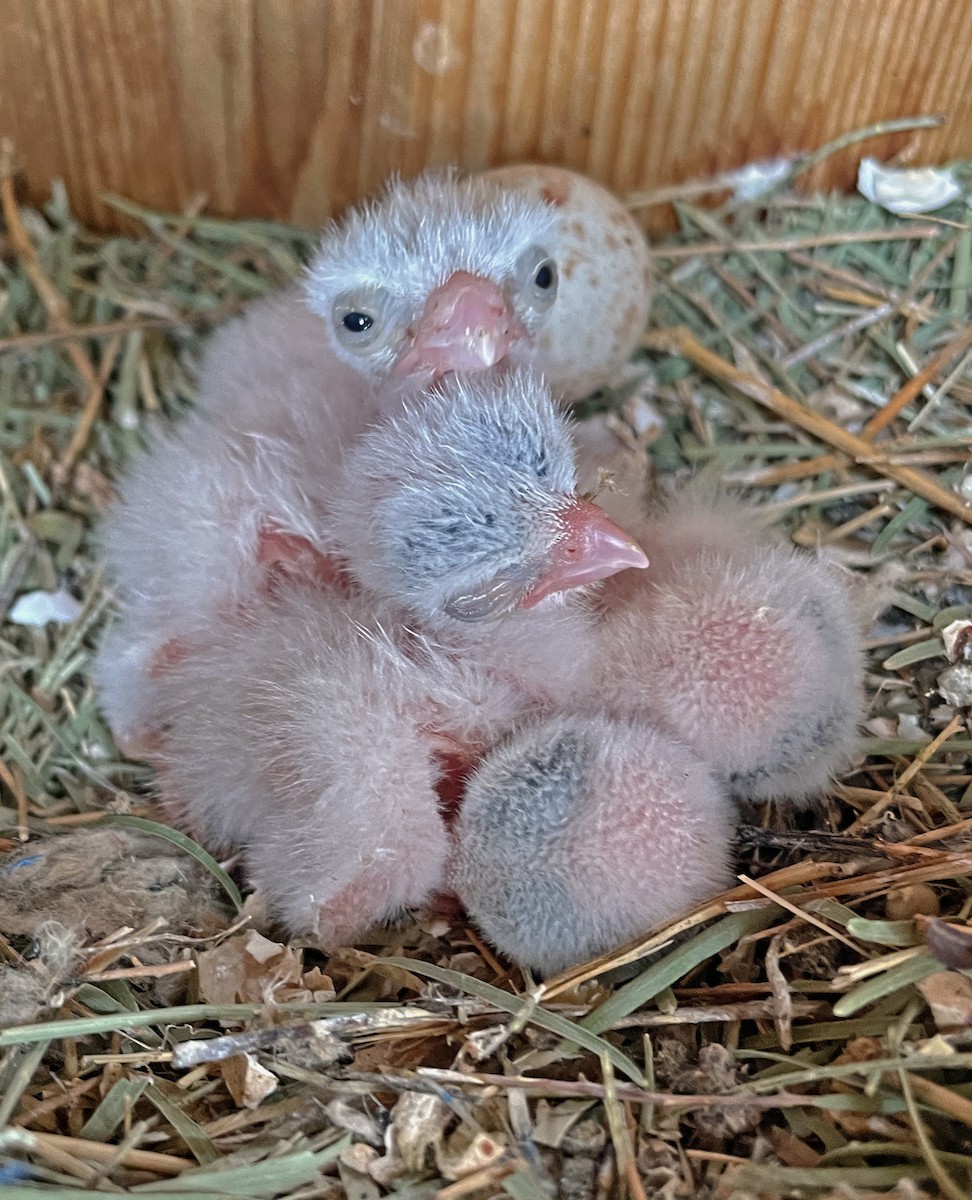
[394,271,529,380]
[519,499,649,608]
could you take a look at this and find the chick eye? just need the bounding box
[342,312,373,334]
[534,261,555,291]
[444,568,532,622]
[515,245,559,313]
[334,304,381,351]
[333,286,396,353]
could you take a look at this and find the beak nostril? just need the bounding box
[520,500,647,608]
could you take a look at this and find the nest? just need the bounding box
[1,130,971,1199]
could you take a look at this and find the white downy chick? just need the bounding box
[152,370,648,945]
[598,489,864,805]
[94,172,567,755]
[303,171,563,386]
[452,713,733,976]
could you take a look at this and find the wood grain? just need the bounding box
[0,0,970,232]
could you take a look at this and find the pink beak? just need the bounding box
[519,499,649,608]
[394,271,529,380]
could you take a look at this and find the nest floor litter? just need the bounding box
[1,134,972,1199]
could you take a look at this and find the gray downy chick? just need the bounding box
[452,712,733,976]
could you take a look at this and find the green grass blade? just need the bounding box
[384,957,646,1086]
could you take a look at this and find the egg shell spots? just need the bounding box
[478,164,653,400]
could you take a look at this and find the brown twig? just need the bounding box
[606,998,822,1028]
[735,824,888,860]
[6,1132,101,1183]
[13,1077,102,1128]
[19,1130,192,1176]
[58,332,123,478]
[861,322,972,440]
[900,1071,972,1131]
[369,1067,812,1110]
[82,959,196,984]
[737,874,861,953]
[0,757,29,841]
[904,815,972,846]
[741,452,846,487]
[846,715,967,833]
[644,327,972,524]
[0,315,179,355]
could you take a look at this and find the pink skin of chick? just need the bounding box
[150,369,647,947]
[595,487,864,807]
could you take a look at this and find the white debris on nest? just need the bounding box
[896,712,933,744]
[722,156,793,202]
[938,618,972,708]
[8,587,82,626]
[857,157,965,214]
[941,619,972,663]
[937,664,972,709]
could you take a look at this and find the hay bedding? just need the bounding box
[1,134,972,1198]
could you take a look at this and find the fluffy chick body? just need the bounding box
[95,292,369,752]
[452,712,732,975]
[597,489,864,804]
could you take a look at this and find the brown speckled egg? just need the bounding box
[478,163,653,401]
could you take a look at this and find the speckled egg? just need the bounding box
[478,163,653,401]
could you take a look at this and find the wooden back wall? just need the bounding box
[1,0,970,232]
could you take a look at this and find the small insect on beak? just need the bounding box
[394,271,529,380]
[519,499,649,607]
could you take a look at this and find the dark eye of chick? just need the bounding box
[342,312,374,334]
[534,262,555,290]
